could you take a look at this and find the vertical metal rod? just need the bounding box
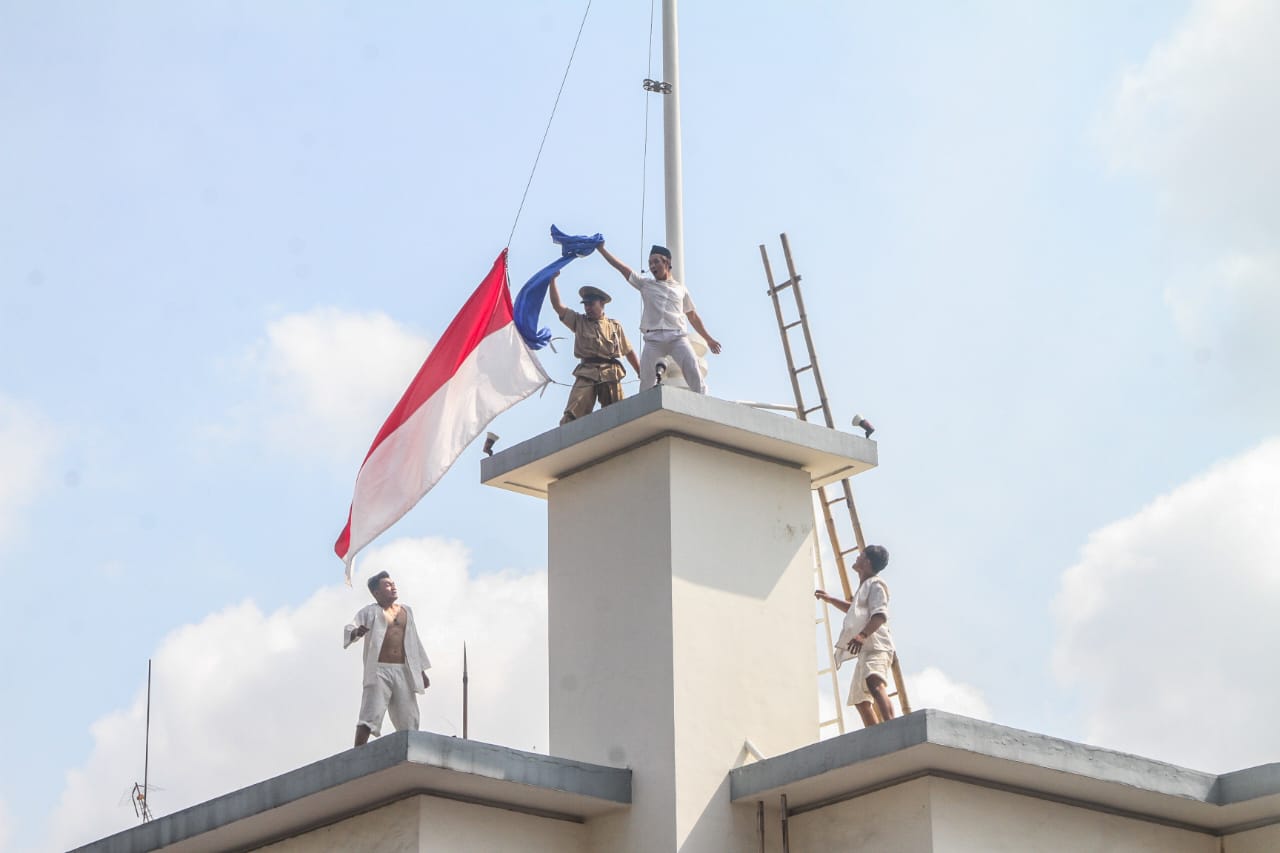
[143,658,152,821]
[756,800,765,852]
[780,793,790,853]
[661,0,685,284]
[462,643,470,739]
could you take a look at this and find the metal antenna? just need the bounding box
[131,659,154,822]
[462,643,470,740]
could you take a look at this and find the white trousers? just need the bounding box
[640,330,703,393]
[358,663,420,737]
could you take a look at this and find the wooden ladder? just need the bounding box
[759,233,912,733]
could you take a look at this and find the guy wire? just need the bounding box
[506,0,595,248]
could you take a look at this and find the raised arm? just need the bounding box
[596,243,634,282]
[687,310,722,354]
[548,272,566,316]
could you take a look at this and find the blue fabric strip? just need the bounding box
[513,225,604,350]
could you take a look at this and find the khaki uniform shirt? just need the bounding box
[558,308,633,383]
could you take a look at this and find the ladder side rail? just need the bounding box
[840,477,868,554]
[818,485,854,600]
[759,244,809,418]
[780,234,836,429]
[814,523,846,734]
[891,655,912,714]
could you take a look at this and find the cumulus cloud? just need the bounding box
[1053,438,1280,772]
[1100,0,1280,235]
[1099,0,1280,381]
[46,537,547,851]
[0,394,58,548]
[214,307,430,464]
[905,667,992,721]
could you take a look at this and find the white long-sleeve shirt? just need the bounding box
[344,603,432,693]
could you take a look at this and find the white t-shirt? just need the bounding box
[628,271,696,333]
[835,576,894,666]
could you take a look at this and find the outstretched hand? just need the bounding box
[351,625,369,639]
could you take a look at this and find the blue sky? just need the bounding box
[3,1,1279,849]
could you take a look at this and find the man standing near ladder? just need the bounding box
[815,545,896,727]
[596,242,721,392]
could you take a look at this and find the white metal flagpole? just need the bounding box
[661,0,685,284]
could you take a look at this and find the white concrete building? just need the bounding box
[78,388,1280,852]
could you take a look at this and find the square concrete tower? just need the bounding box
[482,386,876,852]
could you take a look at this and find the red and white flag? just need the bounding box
[335,250,549,581]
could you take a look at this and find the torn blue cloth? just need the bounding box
[513,225,604,350]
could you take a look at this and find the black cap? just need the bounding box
[649,245,672,260]
[579,285,612,304]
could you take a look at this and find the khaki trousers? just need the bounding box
[560,377,625,425]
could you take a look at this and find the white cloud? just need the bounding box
[0,394,58,548]
[1099,0,1280,380]
[905,667,992,721]
[46,537,547,851]
[214,307,430,464]
[1101,0,1280,236]
[1053,438,1280,772]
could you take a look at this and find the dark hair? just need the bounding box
[367,570,391,595]
[864,545,889,575]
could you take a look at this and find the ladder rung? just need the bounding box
[768,279,795,294]
[840,546,858,556]
[803,405,823,415]
[819,717,841,727]
[817,667,834,677]
[824,494,847,506]
[792,364,814,375]
[783,319,803,330]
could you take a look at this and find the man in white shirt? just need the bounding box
[344,571,432,746]
[815,545,895,727]
[595,242,721,393]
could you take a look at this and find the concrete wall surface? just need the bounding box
[668,438,816,852]
[928,777,1217,853]
[259,796,419,853]
[787,777,934,852]
[1225,823,1280,853]
[549,439,679,852]
[548,436,819,853]
[417,796,587,852]
[257,795,589,853]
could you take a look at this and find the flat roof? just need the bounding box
[75,731,631,853]
[730,709,1280,835]
[481,385,877,497]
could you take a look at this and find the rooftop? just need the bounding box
[480,384,877,497]
[74,731,631,853]
[731,709,1280,836]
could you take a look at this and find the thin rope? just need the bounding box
[638,0,657,265]
[507,0,594,248]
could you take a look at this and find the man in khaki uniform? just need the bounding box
[549,273,641,425]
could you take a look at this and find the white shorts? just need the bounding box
[847,649,894,706]
[358,663,420,737]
